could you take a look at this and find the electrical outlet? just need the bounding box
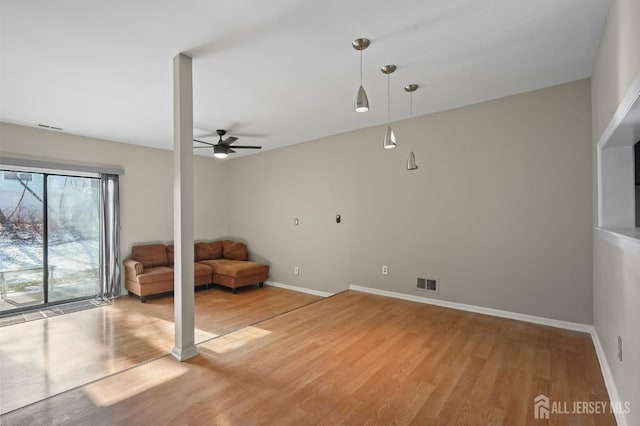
[294,266,299,276]
[382,265,388,275]
[618,335,623,362]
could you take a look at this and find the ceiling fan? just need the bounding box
[193,129,262,159]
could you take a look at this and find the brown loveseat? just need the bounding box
[124,240,269,302]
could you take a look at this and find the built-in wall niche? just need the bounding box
[597,75,640,237]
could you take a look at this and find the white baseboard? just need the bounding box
[265,281,333,298]
[349,284,592,332]
[590,329,629,426]
[170,345,199,362]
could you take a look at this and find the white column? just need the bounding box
[172,53,198,361]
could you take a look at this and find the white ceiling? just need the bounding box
[0,0,611,158]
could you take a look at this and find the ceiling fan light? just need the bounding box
[407,151,418,170]
[213,144,229,159]
[355,85,369,112]
[383,126,397,149]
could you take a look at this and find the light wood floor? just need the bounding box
[1,290,614,425]
[0,285,320,414]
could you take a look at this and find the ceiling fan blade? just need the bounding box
[228,148,237,153]
[228,132,265,138]
[193,146,213,148]
[223,136,238,145]
[193,139,215,146]
[229,145,262,149]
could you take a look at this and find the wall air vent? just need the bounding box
[417,277,438,292]
[36,124,63,131]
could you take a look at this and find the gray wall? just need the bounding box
[594,236,640,424]
[591,0,640,424]
[228,79,593,324]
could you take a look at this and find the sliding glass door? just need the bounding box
[0,170,100,312]
[47,175,100,303]
[0,171,45,310]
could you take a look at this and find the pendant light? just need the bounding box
[352,38,370,112]
[405,84,419,170]
[381,64,397,149]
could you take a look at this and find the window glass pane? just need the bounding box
[0,170,45,311]
[47,175,100,302]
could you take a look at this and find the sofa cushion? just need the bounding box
[194,262,213,277]
[137,266,174,284]
[131,244,169,268]
[166,244,198,265]
[201,259,268,278]
[223,240,248,261]
[195,241,223,261]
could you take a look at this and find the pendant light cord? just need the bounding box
[387,74,391,124]
[359,50,363,85]
[410,92,413,118]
